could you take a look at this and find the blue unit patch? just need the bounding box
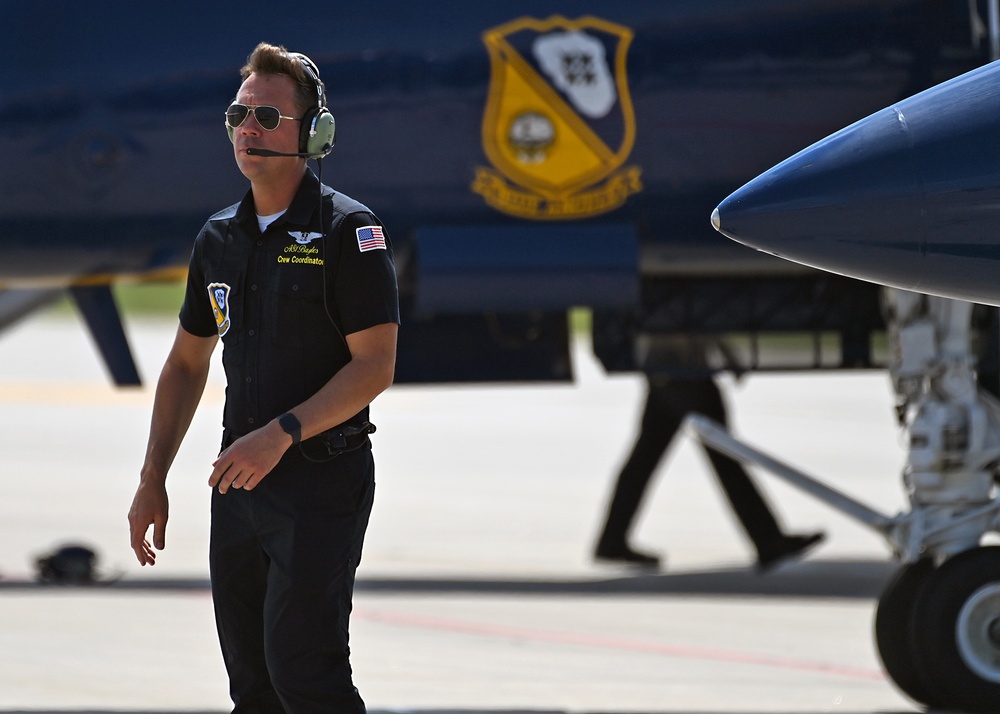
[207,282,232,337]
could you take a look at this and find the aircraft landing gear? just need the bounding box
[874,549,1000,711]
[686,290,1000,712]
[689,409,1000,711]
[873,559,941,708]
[908,546,1000,712]
[878,291,1000,710]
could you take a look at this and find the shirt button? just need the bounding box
[248,329,255,337]
[292,284,299,291]
[248,418,256,426]
[256,240,263,246]
[251,284,258,291]
[245,377,252,383]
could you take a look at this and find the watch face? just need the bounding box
[279,413,301,441]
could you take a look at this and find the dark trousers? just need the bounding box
[597,377,786,554]
[210,445,375,714]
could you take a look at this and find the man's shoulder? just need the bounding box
[193,201,244,246]
[207,201,242,224]
[325,188,375,221]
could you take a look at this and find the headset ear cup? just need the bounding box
[288,51,334,157]
[307,109,336,156]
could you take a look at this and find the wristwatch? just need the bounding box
[277,412,302,445]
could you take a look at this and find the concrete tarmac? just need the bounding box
[0,314,924,713]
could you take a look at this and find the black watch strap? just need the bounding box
[277,412,302,445]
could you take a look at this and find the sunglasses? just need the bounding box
[225,103,300,132]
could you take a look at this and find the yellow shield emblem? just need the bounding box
[207,281,232,337]
[472,15,642,220]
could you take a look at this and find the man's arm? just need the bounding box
[128,325,218,565]
[210,321,397,494]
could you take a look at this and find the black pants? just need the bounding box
[597,377,786,554]
[210,445,374,714]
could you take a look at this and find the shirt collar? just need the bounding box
[234,168,324,232]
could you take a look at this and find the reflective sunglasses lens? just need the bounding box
[226,104,250,129]
[254,106,281,131]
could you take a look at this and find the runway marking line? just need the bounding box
[355,607,886,682]
[0,380,225,405]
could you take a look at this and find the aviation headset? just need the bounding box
[227,50,336,158]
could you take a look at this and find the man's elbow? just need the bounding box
[369,325,397,395]
[348,322,398,397]
[355,352,395,399]
[374,357,396,395]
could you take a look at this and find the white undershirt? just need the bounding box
[257,209,287,233]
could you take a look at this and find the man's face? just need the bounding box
[231,73,303,180]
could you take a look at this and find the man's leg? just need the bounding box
[210,489,285,714]
[260,448,375,714]
[596,381,680,565]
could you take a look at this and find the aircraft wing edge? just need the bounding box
[0,287,65,332]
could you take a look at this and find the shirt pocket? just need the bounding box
[265,270,331,348]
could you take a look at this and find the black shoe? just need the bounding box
[594,543,661,568]
[756,532,825,573]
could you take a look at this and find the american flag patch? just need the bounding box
[356,225,386,252]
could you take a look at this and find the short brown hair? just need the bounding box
[240,42,320,115]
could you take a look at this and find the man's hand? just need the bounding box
[128,480,168,566]
[209,420,291,494]
[129,326,217,567]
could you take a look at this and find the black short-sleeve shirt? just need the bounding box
[180,169,399,435]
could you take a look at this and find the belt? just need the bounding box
[223,421,375,460]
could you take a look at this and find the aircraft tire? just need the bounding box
[873,558,940,708]
[912,546,1000,713]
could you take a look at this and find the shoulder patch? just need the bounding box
[207,282,232,337]
[356,226,386,252]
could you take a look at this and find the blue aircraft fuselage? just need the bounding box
[0,0,990,382]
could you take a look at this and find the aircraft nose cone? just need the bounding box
[712,105,925,286]
[711,60,1000,306]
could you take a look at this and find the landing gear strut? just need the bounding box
[686,289,1000,711]
[877,291,1000,711]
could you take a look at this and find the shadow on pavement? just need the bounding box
[0,709,924,714]
[358,559,895,599]
[0,558,895,599]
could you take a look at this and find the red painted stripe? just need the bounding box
[355,607,885,682]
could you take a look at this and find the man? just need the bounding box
[594,336,822,571]
[128,43,398,713]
